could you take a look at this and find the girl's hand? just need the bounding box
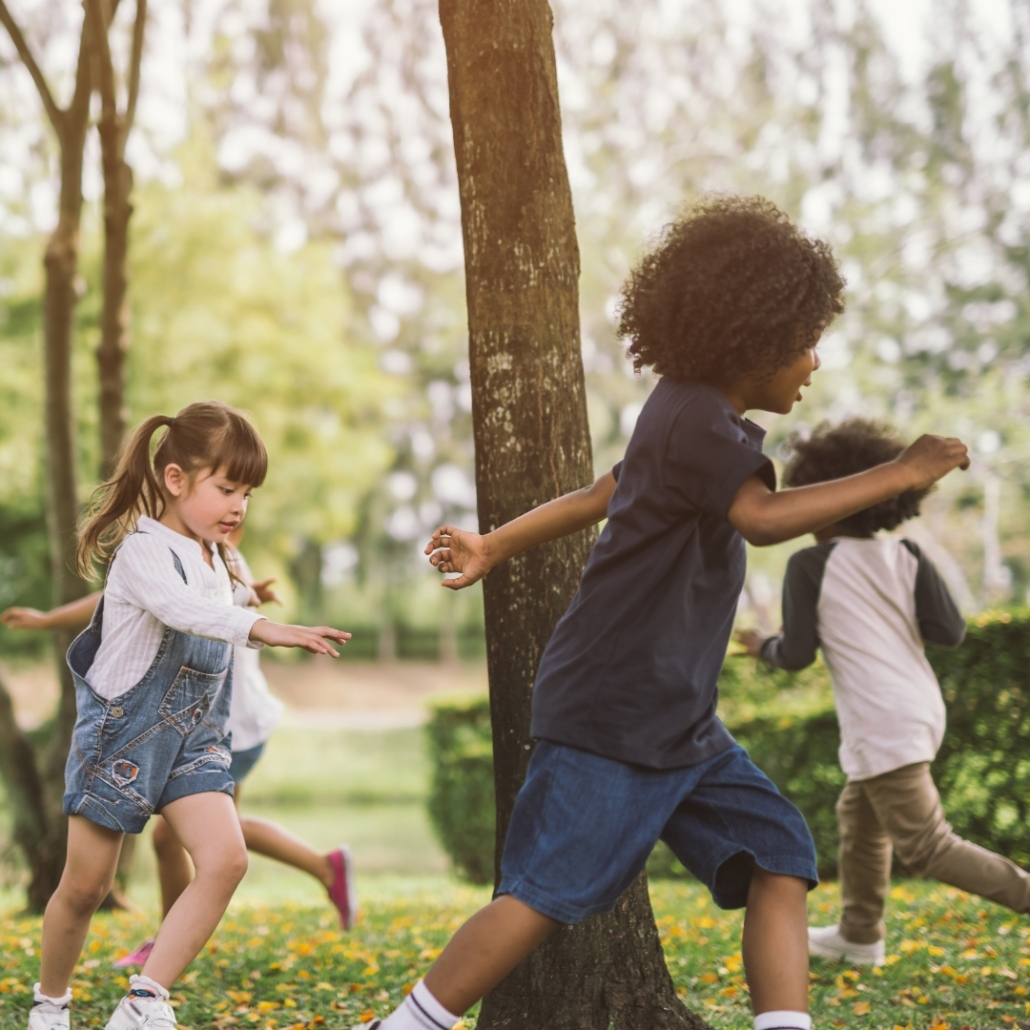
[733,628,766,658]
[249,620,352,657]
[424,525,494,590]
[1,607,51,631]
[251,578,283,606]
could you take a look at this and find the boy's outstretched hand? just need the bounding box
[425,526,492,590]
[1,607,49,630]
[894,434,970,490]
[734,628,765,658]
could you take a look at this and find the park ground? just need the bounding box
[0,659,1029,1029]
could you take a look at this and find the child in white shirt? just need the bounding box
[742,418,1030,965]
[27,401,350,1030]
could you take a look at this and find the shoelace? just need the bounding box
[127,996,177,1029]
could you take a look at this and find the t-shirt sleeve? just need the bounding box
[901,539,966,648]
[760,543,833,671]
[611,461,623,482]
[665,401,776,517]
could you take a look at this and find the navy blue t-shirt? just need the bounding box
[530,379,775,769]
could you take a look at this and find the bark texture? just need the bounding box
[0,3,95,909]
[87,0,146,478]
[439,2,708,1026]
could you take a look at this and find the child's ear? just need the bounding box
[163,463,186,498]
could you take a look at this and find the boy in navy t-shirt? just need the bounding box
[354,196,969,1030]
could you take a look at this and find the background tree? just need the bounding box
[0,1,93,909]
[439,0,706,1026]
[86,0,146,478]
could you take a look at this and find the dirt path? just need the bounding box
[0,657,488,730]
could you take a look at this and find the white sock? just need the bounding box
[33,985,72,1007]
[755,1012,811,1030]
[128,973,170,1001]
[380,980,460,1030]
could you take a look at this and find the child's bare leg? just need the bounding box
[152,814,194,917]
[140,792,247,987]
[40,817,123,996]
[422,895,560,1015]
[742,868,809,1014]
[240,817,334,886]
[234,783,333,887]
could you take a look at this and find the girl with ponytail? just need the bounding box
[29,401,351,1030]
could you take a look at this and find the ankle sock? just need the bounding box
[380,980,460,1030]
[33,985,72,1008]
[128,973,170,1001]
[755,1012,811,1030]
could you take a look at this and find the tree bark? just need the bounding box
[0,2,95,909]
[87,0,146,478]
[439,2,708,1026]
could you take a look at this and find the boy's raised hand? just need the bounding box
[893,434,970,491]
[424,525,492,590]
[249,620,351,657]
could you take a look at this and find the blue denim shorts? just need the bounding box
[497,741,817,924]
[228,743,266,784]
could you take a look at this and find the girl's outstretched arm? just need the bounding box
[1,592,101,632]
[728,433,969,547]
[424,470,617,590]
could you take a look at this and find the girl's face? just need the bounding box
[162,464,252,544]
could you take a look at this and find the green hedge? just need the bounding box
[425,611,1030,883]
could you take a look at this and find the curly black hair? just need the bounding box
[783,418,929,536]
[616,195,845,382]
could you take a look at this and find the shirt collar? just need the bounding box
[136,516,213,561]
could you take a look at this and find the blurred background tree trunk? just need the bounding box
[88,0,146,479]
[0,2,94,910]
[439,0,707,1026]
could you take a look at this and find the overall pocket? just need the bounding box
[159,664,230,737]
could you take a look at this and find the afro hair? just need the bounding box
[783,418,930,536]
[616,194,845,383]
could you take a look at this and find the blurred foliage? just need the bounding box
[424,696,496,885]
[426,611,1030,883]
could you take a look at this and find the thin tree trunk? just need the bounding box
[89,0,146,478]
[0,2,95,910]
[439,2,707,1026]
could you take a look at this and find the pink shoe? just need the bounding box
[113,939,154,969]
[327,846,357,930]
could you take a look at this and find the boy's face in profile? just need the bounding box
[745,338,822,415]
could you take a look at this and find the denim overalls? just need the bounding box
[63,542,235,834]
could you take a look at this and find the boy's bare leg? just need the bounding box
[422,896,560,1015]
[141,792,248,988]
[40,817,123,996]
[152,815,194,917]
[742,868,809,1014]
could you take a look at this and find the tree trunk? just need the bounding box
[439,2,708,1026]
[0,4,95,909]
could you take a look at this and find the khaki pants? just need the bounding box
[837,762,1030,944]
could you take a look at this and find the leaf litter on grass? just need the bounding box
[0,880,1028,1028]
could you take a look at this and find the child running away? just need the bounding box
[349,196,970,1030]
[28,402,351,1030]
[738,418,1030,966]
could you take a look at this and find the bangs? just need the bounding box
[213,415,268,487]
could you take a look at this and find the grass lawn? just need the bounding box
[1,877,1028,1029]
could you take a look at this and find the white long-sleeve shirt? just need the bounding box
[227,551,284,751]
[85,516,266,700]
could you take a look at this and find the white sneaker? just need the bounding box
[104,992,177,1030]
[28,997,70,1030]
[808,923,885,965]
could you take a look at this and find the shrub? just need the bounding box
[425,611,1030,883]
